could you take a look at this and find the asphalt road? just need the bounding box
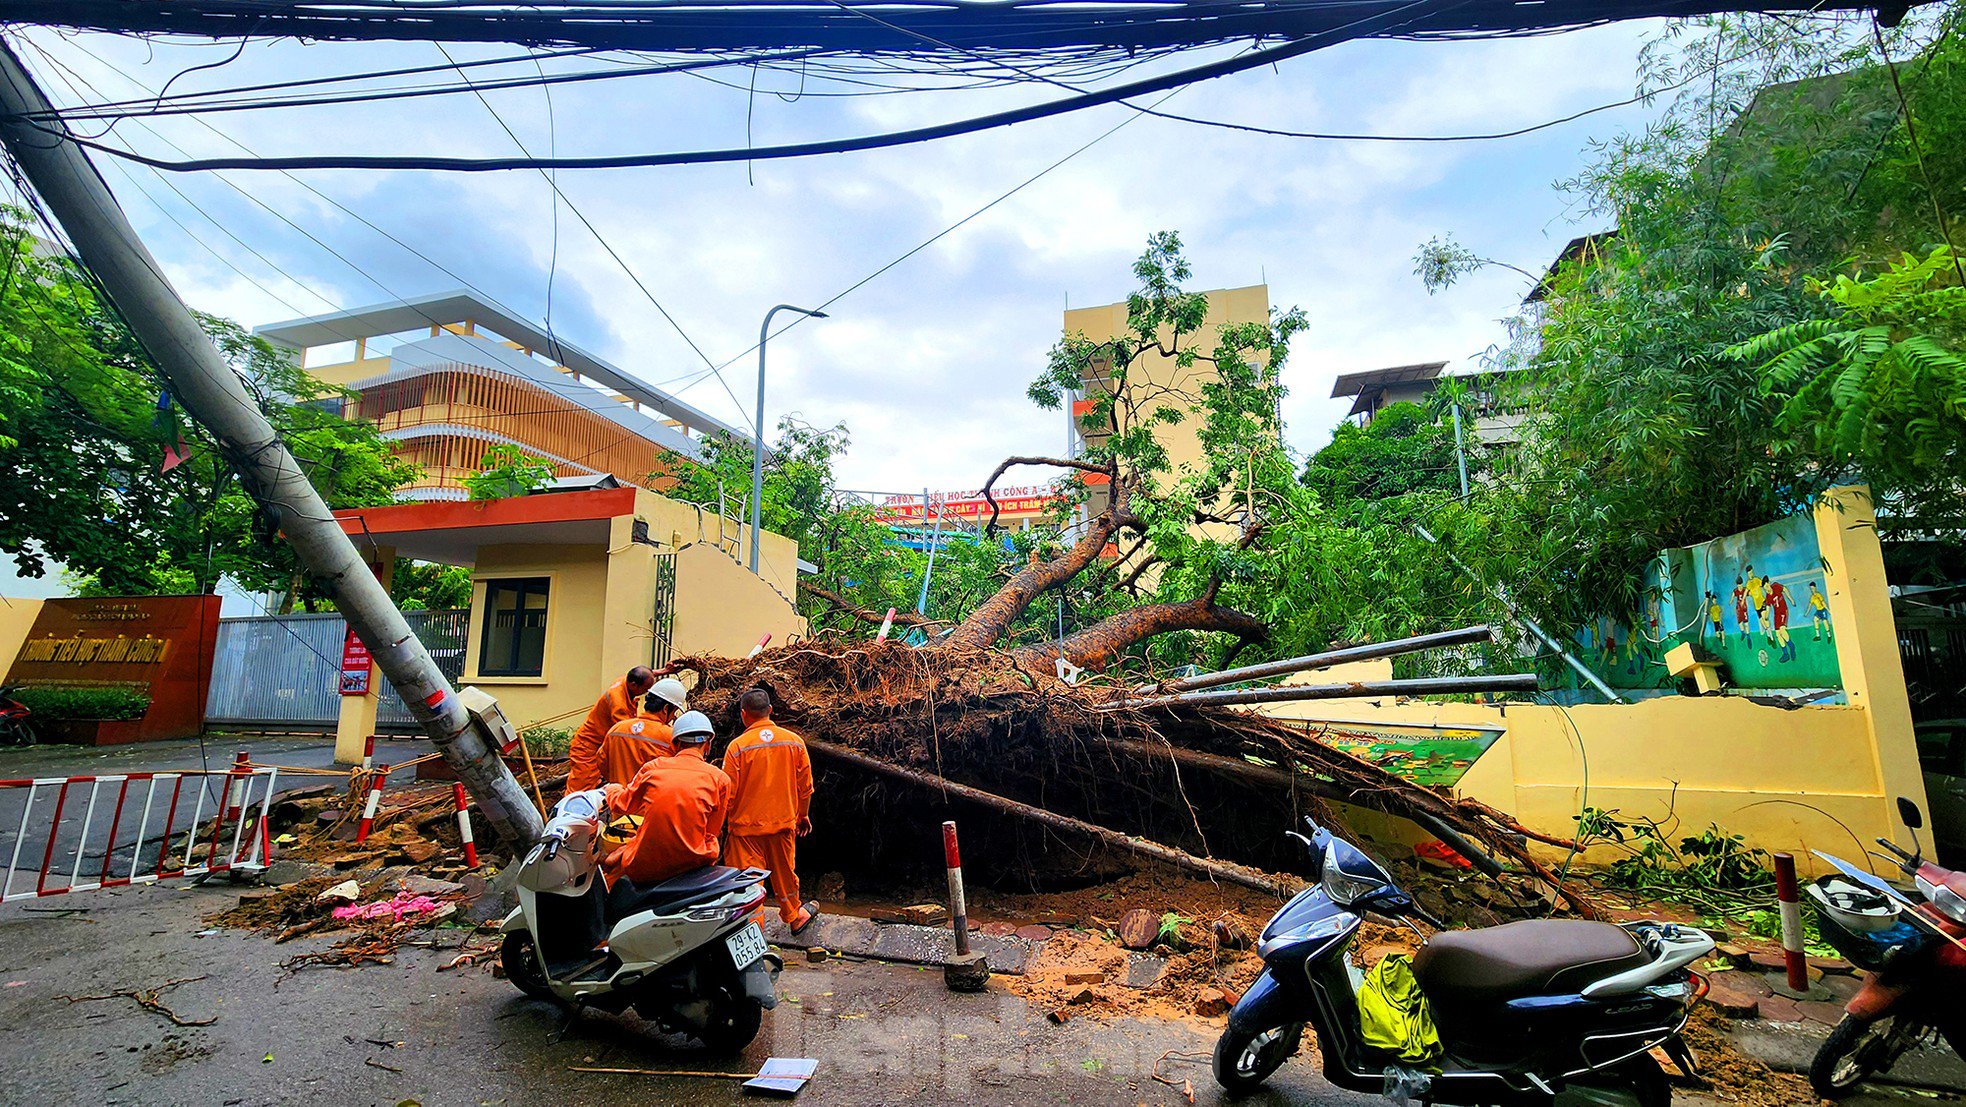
[0,735,424,900]
[0,880,1371,1107]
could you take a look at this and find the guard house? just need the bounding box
[329,486,803,763]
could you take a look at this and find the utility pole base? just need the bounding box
[943,951,990,992]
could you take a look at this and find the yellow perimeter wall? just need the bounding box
[0,598,44,675]
[1267,488,1926,875]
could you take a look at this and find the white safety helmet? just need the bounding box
[672,710,715,745]
[647,677,688,711]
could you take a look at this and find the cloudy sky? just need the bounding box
[13,19,1668,496]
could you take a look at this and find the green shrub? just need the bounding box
[522,725,572,759]
[14,684,150,720]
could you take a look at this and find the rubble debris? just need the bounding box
[57,976,214,1028]
[1117,909,1159,951]
[1212,918,1253,951]
[330,892,449,923]
[871,904,947,926]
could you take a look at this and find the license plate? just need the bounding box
[726,922,766,969]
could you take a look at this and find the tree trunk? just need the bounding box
[1013,595,1267,670]
[942,507,1120,650]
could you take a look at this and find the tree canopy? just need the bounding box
[0,207,416,606]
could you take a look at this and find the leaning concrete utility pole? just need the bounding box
[0,43,544,848]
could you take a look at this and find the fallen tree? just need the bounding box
[676,643,1593,916]
[658,236,1580,914]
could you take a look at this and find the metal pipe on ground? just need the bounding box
[1102,673,1539,712]
[0,43,544,849]
[1156,625,1494,694]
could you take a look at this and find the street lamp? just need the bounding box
[750,303,828,574]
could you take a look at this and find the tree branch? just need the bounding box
[1013,595,1267,671]
[803,583,946,630]
[976,454,1111,537]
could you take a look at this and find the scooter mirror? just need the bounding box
[1899,797,1925,831]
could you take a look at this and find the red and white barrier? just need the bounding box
[877,608,897,642]
[0,757,278,903]
[361,734,376,772]
[1773,851,1809,992]
[746,633,772,659]
[452,783,478,869]
[943,819,970,957]
[355,764,389,843]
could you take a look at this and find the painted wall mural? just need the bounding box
[1571,511,1841,692]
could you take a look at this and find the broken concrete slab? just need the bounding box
[1122,954,1166,990]
[262,859,333,886]
[400,875,464,897]
[761,914,1037,974]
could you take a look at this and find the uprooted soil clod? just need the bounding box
[674,642,1589,914]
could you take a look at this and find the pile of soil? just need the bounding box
[1679,1007,1817,1106]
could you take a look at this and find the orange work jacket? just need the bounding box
[599,712,674,787]
[602,747,732,887]
[722,720,813,836]
[567,679,639,792]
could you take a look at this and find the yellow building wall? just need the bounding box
[1259,487,1926,876]
[669,544,808,663]
[1065,283,1271,479]
[0,597,45,671]
[458,543,614,736]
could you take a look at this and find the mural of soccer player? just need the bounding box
[1706,591,1725,646]
[1744,565,1770,644]
[1767,578,1796,662]
[1809,582,1833,641]
[1733,576,1756,641]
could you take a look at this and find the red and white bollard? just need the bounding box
[746,633,772,659]
[452,782,479,869]
[1773,852,1810,993]
[361,733,376,772]
[941,819,988,991]
[355,764,388,844]
[877,608,897,642]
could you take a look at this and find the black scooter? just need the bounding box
[1216,818,1715,1105]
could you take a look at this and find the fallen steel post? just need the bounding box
[1104,673,1539,712]
[1158,625,1494,694]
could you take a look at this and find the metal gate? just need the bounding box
[204,609,468,730]
[1899,609,1966,722]
[650,552,677,669]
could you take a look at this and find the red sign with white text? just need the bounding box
[339,626,373,696]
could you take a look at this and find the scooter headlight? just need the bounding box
[1320,840,1391,908]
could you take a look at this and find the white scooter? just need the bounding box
[499,789,783,1052]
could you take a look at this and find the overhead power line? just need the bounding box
[0,0,1904,54]
[30,1,1468,171]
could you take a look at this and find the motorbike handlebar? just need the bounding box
[1876,836,1918,867]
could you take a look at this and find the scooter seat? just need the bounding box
[605,865,761,923]
[1413,919,1649,1011]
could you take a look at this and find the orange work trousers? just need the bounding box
[724,832,802,926]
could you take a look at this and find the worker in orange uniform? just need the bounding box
[721,687,817,932]
[600,711,731,888]
[598,677,689,786]
[566,666,655,792]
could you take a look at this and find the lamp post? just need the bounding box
[750,304,828,573]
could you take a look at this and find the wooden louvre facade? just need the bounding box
[353,366,682,498]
